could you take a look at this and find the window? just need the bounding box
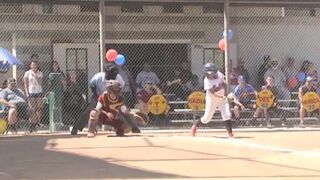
[163,4,184,14]
[0,3,22,14]
[203,4,223,14]
[121,4,143,13]
[80,3,99,13]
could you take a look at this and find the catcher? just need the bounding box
[87,80,148,138]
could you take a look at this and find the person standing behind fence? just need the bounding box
[71,63,125,135]
[63,72,86,126]
[264,59,290,101]
[23,55,43,132]
[298,76,318,127]
[136,63,160,91]
[117,64,136,108]
[49,61,65,123]
[281,57,299,91]
[257,55,271,88]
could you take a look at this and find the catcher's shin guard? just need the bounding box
[88,109,100,134]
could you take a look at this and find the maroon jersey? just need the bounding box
[98,91,124,115]
[136,89,153,103]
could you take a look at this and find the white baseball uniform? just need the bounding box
[201,71,231,124]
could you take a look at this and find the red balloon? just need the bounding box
[218,39,225,51]
[106,49,118,62]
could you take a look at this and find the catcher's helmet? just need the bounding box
[106,80,121,94]
[204,63,217,74]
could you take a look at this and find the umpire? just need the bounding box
[71,63,124,135]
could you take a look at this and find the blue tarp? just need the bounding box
[0,47,23,72]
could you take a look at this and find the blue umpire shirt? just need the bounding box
[89,72,125,97]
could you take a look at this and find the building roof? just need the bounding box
[3,0,320,7]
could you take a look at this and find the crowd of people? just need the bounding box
[1,53,320,136]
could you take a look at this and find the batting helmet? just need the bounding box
[204,63,217,74]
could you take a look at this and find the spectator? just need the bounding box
[165,69,184,100]
[296,60,310,87]
[281,57,299,91]
[1,80,7,90]
[23,56,43,132]
[136,63,160,90]
[264,59,290,101]
[178,61,192,85]
[305,62,318,87]
[183,74,202,95]
[71,63,124,135]
[230,67,240,92]
[136,80,162,115]
[251,76,287,128]
[0,78,30,133]
[136,80,169,126]
[298,76,318,127]
[232,76,257,122]
[49,61,65,123]
[237,59,250,83]
[257,55,271,88]
[117,64,136,108]
[63,72,86,126]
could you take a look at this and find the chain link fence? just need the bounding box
[1,1,320,134]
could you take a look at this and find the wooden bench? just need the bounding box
[167,99,319,125]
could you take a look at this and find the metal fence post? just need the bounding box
[49,92,55,133]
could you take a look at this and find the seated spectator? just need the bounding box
[136,81,162,115]
[264,59,290,101]
[251,76,287,128]
[1,80,7,90]
[0,78,30,133]
[136,63,160,91]
[233,76,257,122]
[183,74,202,95]
[298,76,318,127]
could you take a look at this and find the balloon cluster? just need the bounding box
[218,29,233,51]
[105,49,126,65]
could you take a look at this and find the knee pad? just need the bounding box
[89,109,100,121]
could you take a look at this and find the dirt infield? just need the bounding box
[1,130,320,180]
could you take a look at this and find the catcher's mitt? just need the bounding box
[132,112,149,126]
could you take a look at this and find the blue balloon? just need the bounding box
[297,72,306,82]
[115,54,126,65]
[222,29,233,40]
